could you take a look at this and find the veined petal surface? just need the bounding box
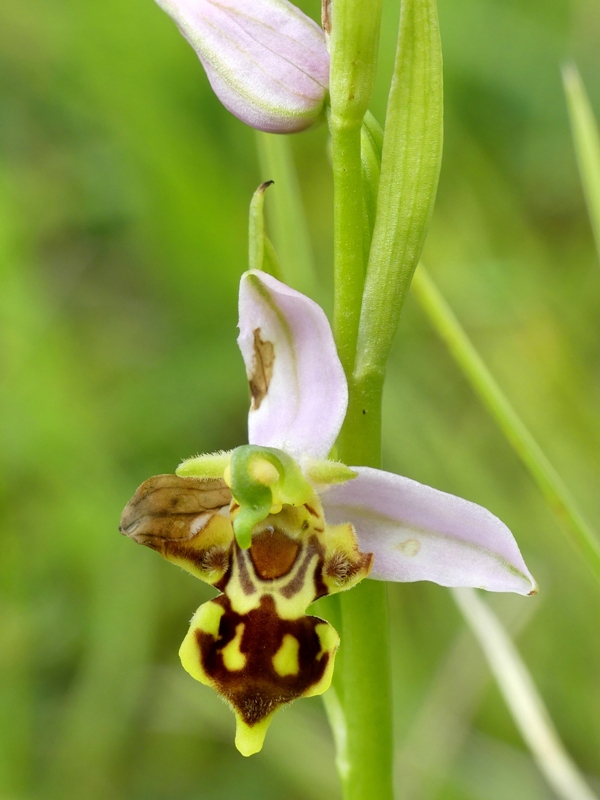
[321,468,537,595]
[238,270,347,460]
[156,0,329,133]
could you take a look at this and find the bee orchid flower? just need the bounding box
[120,269,536,756]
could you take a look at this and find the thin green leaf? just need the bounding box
[360,111,384,258]
[453,588,598,800]
[411,265,600,585]
[255,131,316,296]
[248,180,283,279]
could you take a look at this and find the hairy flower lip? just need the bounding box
[156,0,330,133]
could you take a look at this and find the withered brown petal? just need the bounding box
[119,474,231,546]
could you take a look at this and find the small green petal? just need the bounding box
[305,459,358,486]
[177,450,232,478]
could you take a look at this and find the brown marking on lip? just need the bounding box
[248,328,274,410]
[194,594,334,726]
[235,547,258,596]
[249,528,300,580]
[166,541,231,572]
[281,535,325,599]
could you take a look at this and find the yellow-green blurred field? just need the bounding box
[1,1,599,798]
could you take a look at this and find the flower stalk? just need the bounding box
[329,0,383,377]
[330,0,443,796]
[328,1,392,797]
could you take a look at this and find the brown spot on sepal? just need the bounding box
[119,474,233,584]
[195,594,336,726]
[321,0,331,35]
[248,328,274,410]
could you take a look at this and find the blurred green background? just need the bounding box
[1,0,599,798]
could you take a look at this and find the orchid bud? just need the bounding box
[156,0,330,133]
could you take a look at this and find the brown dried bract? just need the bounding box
[248,328,274,410]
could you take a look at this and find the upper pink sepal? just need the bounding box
[238,270,348,461]
[156,0,329,133]
[321,467,537,596]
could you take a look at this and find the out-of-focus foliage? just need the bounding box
[0,0,599,798]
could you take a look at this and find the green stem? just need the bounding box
[337,377,393,800]
[327,0,398,790]
[331,114,394,800]
[339,582,393,800]
[412,265,600,585]
[338,371,383,466]
[331,120,365,377]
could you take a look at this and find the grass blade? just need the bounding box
[453,588,598,800]
[563,63,600,264]
[411,265,600,584]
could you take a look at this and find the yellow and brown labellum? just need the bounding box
[121,475,372,755]
[119,474,233,585]
[179,500,371,754]
[180,594,339,756]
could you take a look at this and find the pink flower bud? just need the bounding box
[156,0,330,133]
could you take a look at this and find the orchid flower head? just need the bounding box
[155,0,330,133]
[120,269,536,756]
